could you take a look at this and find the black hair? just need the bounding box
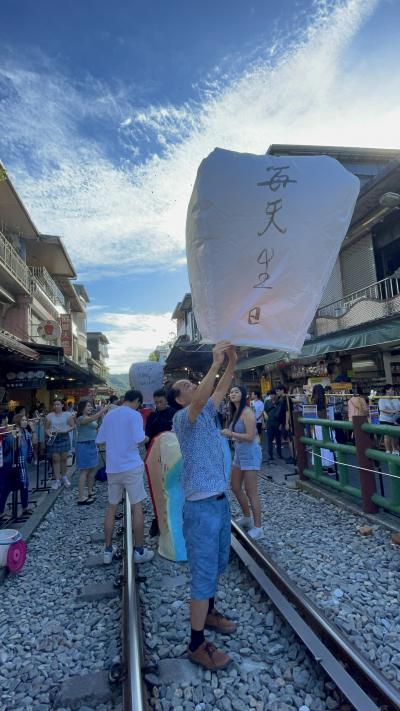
[229,385,248,429]
[311,384,325,410]
[153,388,167,399]
[76,398,92,418]
[267,388,276,396]
[15,405,26,415]
[384,383,394,393]
[276,383,287,393]
[353,384,364,396]
[167,385,183,411]
[109,395,118,404]
[124,389,143,404]
[324,385,332,393]
[251,389,262,399]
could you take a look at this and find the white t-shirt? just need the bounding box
[46,411,72,433]
[251,399,264,423]
[96,405,145,474]
[378,398,400,424]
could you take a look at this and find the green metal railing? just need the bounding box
[362,423,400,514]
[294,415,400,516]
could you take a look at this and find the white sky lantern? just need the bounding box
[186,148,360,352]
[129,361,164,406]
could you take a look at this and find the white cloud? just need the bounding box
[89,311,174,372]
[0,0,394,280]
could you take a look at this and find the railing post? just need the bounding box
[293,413,307,480]
[353,415,378,514]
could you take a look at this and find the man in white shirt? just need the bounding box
[96,389,154,564]
[378,384,400,455]
[250,390,265,436]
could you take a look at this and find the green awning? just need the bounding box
[235,317,400,372]
[301,317,400,358]
[236,350,287,371]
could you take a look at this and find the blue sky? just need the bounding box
[1,0,400,370]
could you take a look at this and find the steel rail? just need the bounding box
[231,521,400,711]
[122,492,148,711]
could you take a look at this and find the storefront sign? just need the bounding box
[37,320,61,342]
[290,362,328,379]
[6,371,46,389]
[59,314,72,356]
[260,376,272,396]
[331,382,352,391]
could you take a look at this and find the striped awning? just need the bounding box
[0,329,39,360]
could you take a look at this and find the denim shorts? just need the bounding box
[183,493,231,600]
[75,441,98,469]
[233,442,262,471]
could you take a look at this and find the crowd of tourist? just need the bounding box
[1,350,400,671]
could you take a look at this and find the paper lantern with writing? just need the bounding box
[186,148,360,352]
[129,361,164,405]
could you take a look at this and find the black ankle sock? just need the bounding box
[208,597,215,614]
[189,628,205,652]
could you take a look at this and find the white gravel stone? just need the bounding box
[142,495,343,711]
[0,479,125,710]
[231,477,400,688]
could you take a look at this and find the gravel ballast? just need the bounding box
[231,475,400,689]
[2,465,398,710]
[0,480,123,711]
[141,527,342,711]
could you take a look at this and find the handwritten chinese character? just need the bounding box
[253,248,274,289]
[258,199,287,236]
[248,306,261,325]
[257,165,297,192]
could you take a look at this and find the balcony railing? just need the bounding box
[317,277,400,319]
[30,267,66,309]
[0,230,31,293]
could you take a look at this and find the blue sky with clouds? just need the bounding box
[1,0,399,370]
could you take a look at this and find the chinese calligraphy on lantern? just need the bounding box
[257,165,297,236]
[249,165,297,324]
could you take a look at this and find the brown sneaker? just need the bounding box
[188,641,232,670]
[205,610,237,634]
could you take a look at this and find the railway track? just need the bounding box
[122,509,400,711]
[231,521,400,711]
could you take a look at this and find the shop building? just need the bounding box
[87,332,110,383]
[165,294,212,383]
[0,164,105,411]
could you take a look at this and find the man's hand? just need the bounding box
[212,341,231,368]
[220,428,232,438]
[226,346,237,364]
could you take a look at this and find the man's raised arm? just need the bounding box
[211,346,237,409]
[188,341,231,423]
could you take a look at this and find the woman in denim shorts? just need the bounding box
[46,401,75,490]
[75,399,106,505]
[222,385,263,539]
